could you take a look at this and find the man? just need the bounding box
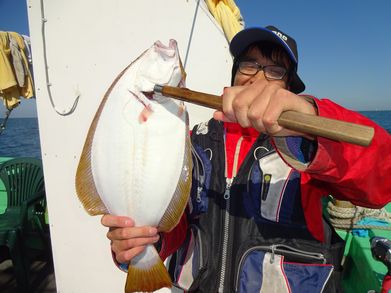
[102,25,391,292]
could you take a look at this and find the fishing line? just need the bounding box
[183,0,201,70]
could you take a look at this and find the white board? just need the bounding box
[27,0,232,292]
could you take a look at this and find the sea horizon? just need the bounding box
[0,111,390,159]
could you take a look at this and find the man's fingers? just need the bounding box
[101,214,134,228]
[232,95,252,127]
[112,234,160,263]
[115,246,147,264]
[101,215,161,264]
[221,86,248,123]
[213,111,232,122]
[107,226,158,241]
[248,84,280,134]
[112,234,160,253]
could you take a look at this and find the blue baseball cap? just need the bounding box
[230,25,305,94]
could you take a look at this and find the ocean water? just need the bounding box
[360,111,391,133]
[0,118,42,158]
[0,111,390,158]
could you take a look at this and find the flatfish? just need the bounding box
[75,39,192,292]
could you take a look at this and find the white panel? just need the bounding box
[27,0,232,292]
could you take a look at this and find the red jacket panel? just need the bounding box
[160,98,391,255]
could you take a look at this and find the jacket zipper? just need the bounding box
[218,136,243,292]
[235,244,327,291]
[217,177,232,292]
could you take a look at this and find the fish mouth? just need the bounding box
[142,91,154,99]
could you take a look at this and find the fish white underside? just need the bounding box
[74,40,190,292]
[90,44,186,226]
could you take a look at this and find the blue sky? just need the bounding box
[235,0,391,111]
[1,0,391,117]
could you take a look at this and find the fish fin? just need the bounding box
[158,126,192,232]
[75,88,115,216]
[125,247,171,292]
[177,103,185,117]
[75,133,109,216]
[76,55,145,216]
[179,56,187,83]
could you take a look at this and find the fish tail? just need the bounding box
[125,246,171,292]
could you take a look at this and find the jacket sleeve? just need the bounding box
[274,97,391,208]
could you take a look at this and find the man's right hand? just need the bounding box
[101,214,160,264]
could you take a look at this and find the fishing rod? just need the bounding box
[153,85,374,147]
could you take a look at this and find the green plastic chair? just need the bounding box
[0,157,49,292]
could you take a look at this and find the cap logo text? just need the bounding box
[272,30,288,42]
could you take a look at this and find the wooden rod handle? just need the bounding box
[154,85,374,147]
[277,111,374,147]
[154,85,223,110]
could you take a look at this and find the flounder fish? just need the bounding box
[75,39,192,292]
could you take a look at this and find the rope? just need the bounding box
[327,200,391,231]
[0,108,13,135]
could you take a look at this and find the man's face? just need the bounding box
[233,46,289,89]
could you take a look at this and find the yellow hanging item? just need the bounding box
[205,0,244,42]
[0,31,34,110]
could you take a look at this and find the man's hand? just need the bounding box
[101,215,160,264]
[214,79,317,136]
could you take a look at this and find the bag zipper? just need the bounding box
[191,145,205,203]
[190,224,205,271]
[235,244,327,291]
[196,226,204,270]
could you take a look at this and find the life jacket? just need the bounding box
[168,118,345,293]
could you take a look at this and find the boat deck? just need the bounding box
[0,258,56,293]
